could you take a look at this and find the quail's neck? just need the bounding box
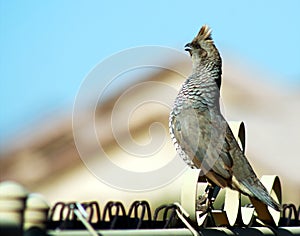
[191,63,221,86]
[192,60,221,74]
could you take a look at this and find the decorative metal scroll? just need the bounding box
[181,121,282,227]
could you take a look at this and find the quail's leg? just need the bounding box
[196,183,219,213]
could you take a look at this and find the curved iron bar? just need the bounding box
[102,201,126,229]
[127,200,152,229]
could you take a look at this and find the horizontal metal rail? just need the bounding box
[46,227,300,236]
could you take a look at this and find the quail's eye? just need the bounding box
[194,44,201,49]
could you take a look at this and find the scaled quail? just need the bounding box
[169,25,281,214]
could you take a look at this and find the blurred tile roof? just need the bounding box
[1,56,299,205]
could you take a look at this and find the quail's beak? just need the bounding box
[184,43,192,52]
[185,43,192,57]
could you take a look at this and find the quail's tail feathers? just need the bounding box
[241,178,281,211]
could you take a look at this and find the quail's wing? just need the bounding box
[171,107,234,179]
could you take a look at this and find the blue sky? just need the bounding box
[1,0,299,140]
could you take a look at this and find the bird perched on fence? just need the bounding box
[169,25,281,216]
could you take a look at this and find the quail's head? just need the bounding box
[185,25,221,68]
